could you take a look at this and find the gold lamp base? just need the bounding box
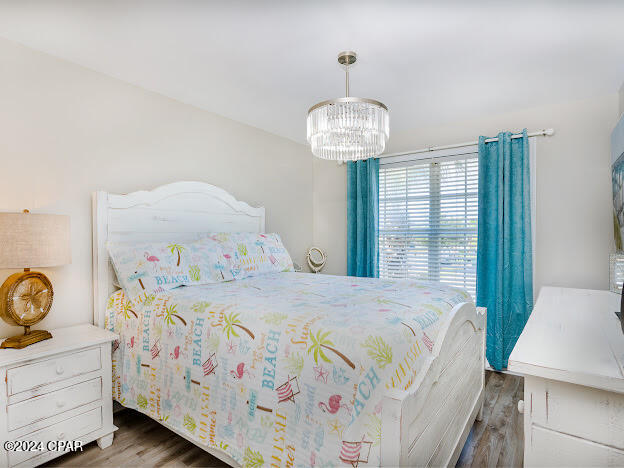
[1,327,53,349]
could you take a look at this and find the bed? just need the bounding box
[92,181,485,467]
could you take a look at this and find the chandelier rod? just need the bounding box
[338,51,356,98]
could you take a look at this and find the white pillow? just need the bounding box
[107,238,234,305]
[205,232,294,279]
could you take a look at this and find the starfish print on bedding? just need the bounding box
[226,340,237,354]
[314,364,329,383]
[328,418,344,436]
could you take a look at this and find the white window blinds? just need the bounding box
[378,152,478,297]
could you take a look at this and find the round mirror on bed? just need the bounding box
[306,247,327,273]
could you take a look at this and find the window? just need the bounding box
[378,150,478,297]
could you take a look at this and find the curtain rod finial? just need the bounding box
[544,128,555,136]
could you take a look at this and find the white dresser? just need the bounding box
[508,287,624,467]
[0,324,118,467]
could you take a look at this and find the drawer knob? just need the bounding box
[57,432,65,440]
[56,400,66,408]
[518,399,524,414]
[56,365,64,375]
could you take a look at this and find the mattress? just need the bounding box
[106,272,472,467]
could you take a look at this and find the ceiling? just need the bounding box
[1,1,623,144]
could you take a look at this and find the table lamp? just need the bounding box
[0,210,71,348]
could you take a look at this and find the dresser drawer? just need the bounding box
[527,425,624,467]
[7,378,102,431]
[7,347,101,395]
[526,376,624,450]
[9,407,103,466]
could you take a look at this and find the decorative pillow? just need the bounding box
[205,232,294,279]
[107,238,234,305]
[187,237,235,283]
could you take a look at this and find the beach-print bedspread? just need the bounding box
[106,272,471,467]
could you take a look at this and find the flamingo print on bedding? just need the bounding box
[106,272,471,467]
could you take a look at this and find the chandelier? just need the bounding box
[307,51,389,161]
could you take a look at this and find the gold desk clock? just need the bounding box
[0,210,70,349]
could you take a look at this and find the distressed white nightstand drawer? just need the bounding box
[9,407,103,466]
[7,377,102,431]
[7,347,101,395]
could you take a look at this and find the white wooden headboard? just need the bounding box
[92,181,265,328]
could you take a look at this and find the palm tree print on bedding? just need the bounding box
[105,271,471,467]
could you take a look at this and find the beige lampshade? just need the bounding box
[0,212,71,268]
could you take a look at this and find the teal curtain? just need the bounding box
[347,158,379,277]
[477,129,533,371]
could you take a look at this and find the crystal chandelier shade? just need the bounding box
[307,52,389,161]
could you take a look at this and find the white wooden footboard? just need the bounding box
[381,303,486,467]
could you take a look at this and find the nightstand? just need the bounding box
[0,324,118,467]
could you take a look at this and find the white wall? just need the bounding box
[314,94,619,294]
[0,38,313,338]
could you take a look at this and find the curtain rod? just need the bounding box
[380,128,554,159]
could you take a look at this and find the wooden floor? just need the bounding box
[457,372,524,467]
[45,410,227,467]
[47,371,523,467]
